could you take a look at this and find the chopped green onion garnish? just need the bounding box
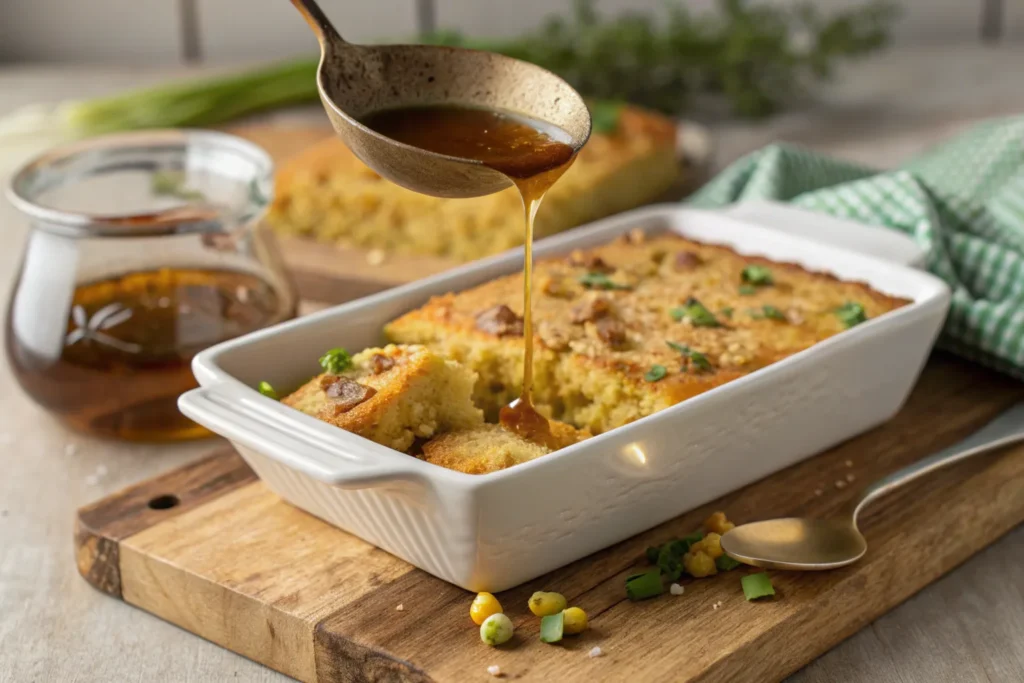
[720,307,734,318]
[644,364,668,382]
[319,347,353,374]
[835,301,867,328]
[738,284,757,296]
[670,297,720,327]
[665,341,690,354]
[741,265,774,286]
[578,272,629,290]
[761,305,787,321]
[645,546,661,564]
[681,531,704,549]
[741,572,776,600]
[540,612,564,643]
[657,543,684,581]
[257,381,278,399]
[626,569,665,601]
[665,341,714,373]
[716,554,742,572]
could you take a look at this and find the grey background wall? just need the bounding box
[0,0,1020,64]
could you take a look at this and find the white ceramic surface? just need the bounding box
[179,203,951,592]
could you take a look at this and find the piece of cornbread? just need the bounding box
[421,421,591,475]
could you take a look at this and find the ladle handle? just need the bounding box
[851,401,1024,521]
[290,0,343,43]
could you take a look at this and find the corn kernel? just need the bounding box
[562,607,589,635]
[470,592,503,626]
[684,550,718,578]
[704,511,735,535]
[528,591,567,617]
[700,533,724,559]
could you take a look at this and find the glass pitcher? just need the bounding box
[5,130,296,441]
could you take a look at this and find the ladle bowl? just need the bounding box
[290,0,592,199]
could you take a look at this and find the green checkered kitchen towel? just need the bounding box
[688,116,1024,381]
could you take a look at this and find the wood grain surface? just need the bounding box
[75,353,1024,683]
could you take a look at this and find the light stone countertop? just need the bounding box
[1,44,1023,682]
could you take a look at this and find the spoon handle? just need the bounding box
[852,401,1024,520]
[290,0,342,43]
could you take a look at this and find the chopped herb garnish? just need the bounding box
[578,272,630,290]
[716,554,742,572]
[257,381,278,400]
[319,347,353,374]
[540,612,565,643]
[738,284,757,296]
[644,364,668,382]
[741,572,776,600]
[749,305,787,322]
[835,301,868,328]
[670,297,720,327]
[741,265,774,286]
[626,569,665,601]
[657,542,686,581]
[645,546,661,564]
[666,342,712,372]
[720,307,734,318]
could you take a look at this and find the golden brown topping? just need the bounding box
[567,250,613,273]
[369,353,395,374]
[537,321,571,351]
[674,251,702,271]
[570,295,611,324]
[596,317,627,347]
[539,274,573,298]
[624,227,647,245]
[321,376,377,413]
[475,305,523,337]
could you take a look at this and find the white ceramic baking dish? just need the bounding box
[179,202,950,592]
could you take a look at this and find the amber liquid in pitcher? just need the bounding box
[7,268,281,441]
[362,105,577,447]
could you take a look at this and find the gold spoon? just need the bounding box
[289,0,591,199]
[721,402,1024,570]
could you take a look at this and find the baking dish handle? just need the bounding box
[178,385,425,490]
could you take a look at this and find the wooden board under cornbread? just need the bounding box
[226,121,710,305]
[75,353,1024,683]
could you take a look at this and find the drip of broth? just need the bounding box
[362,105,577,447]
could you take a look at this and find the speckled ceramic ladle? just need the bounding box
[290,0,591,199]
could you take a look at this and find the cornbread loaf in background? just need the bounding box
[267,106,684,261]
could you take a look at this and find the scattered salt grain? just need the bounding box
[366,249,387,266]
[487,665,502,677]
[712,603,719,610]
[834,479,847,490]
[588,646,604,658]
[670,583,685,596]
[814,488,823,497]
[395,604,404,611]
[846,473,856,483]
[64,443,78,457]
[845,459,853,468]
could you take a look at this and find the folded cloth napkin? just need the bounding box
[689,116,1024,381]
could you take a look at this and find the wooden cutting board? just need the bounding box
[75,353,1024,683]
[226,123,709,305]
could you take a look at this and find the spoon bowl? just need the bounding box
[721,518,867,571]
[291,0,591,198]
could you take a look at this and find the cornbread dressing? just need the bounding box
[385,231,910,435]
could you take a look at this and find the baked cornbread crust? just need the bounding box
[385,231,911,434]
[421,421,591,475]
[267,107,681,261]
[282,344,483,452]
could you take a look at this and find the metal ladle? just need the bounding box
[721,401,1024,571]
[289,0,592,199]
